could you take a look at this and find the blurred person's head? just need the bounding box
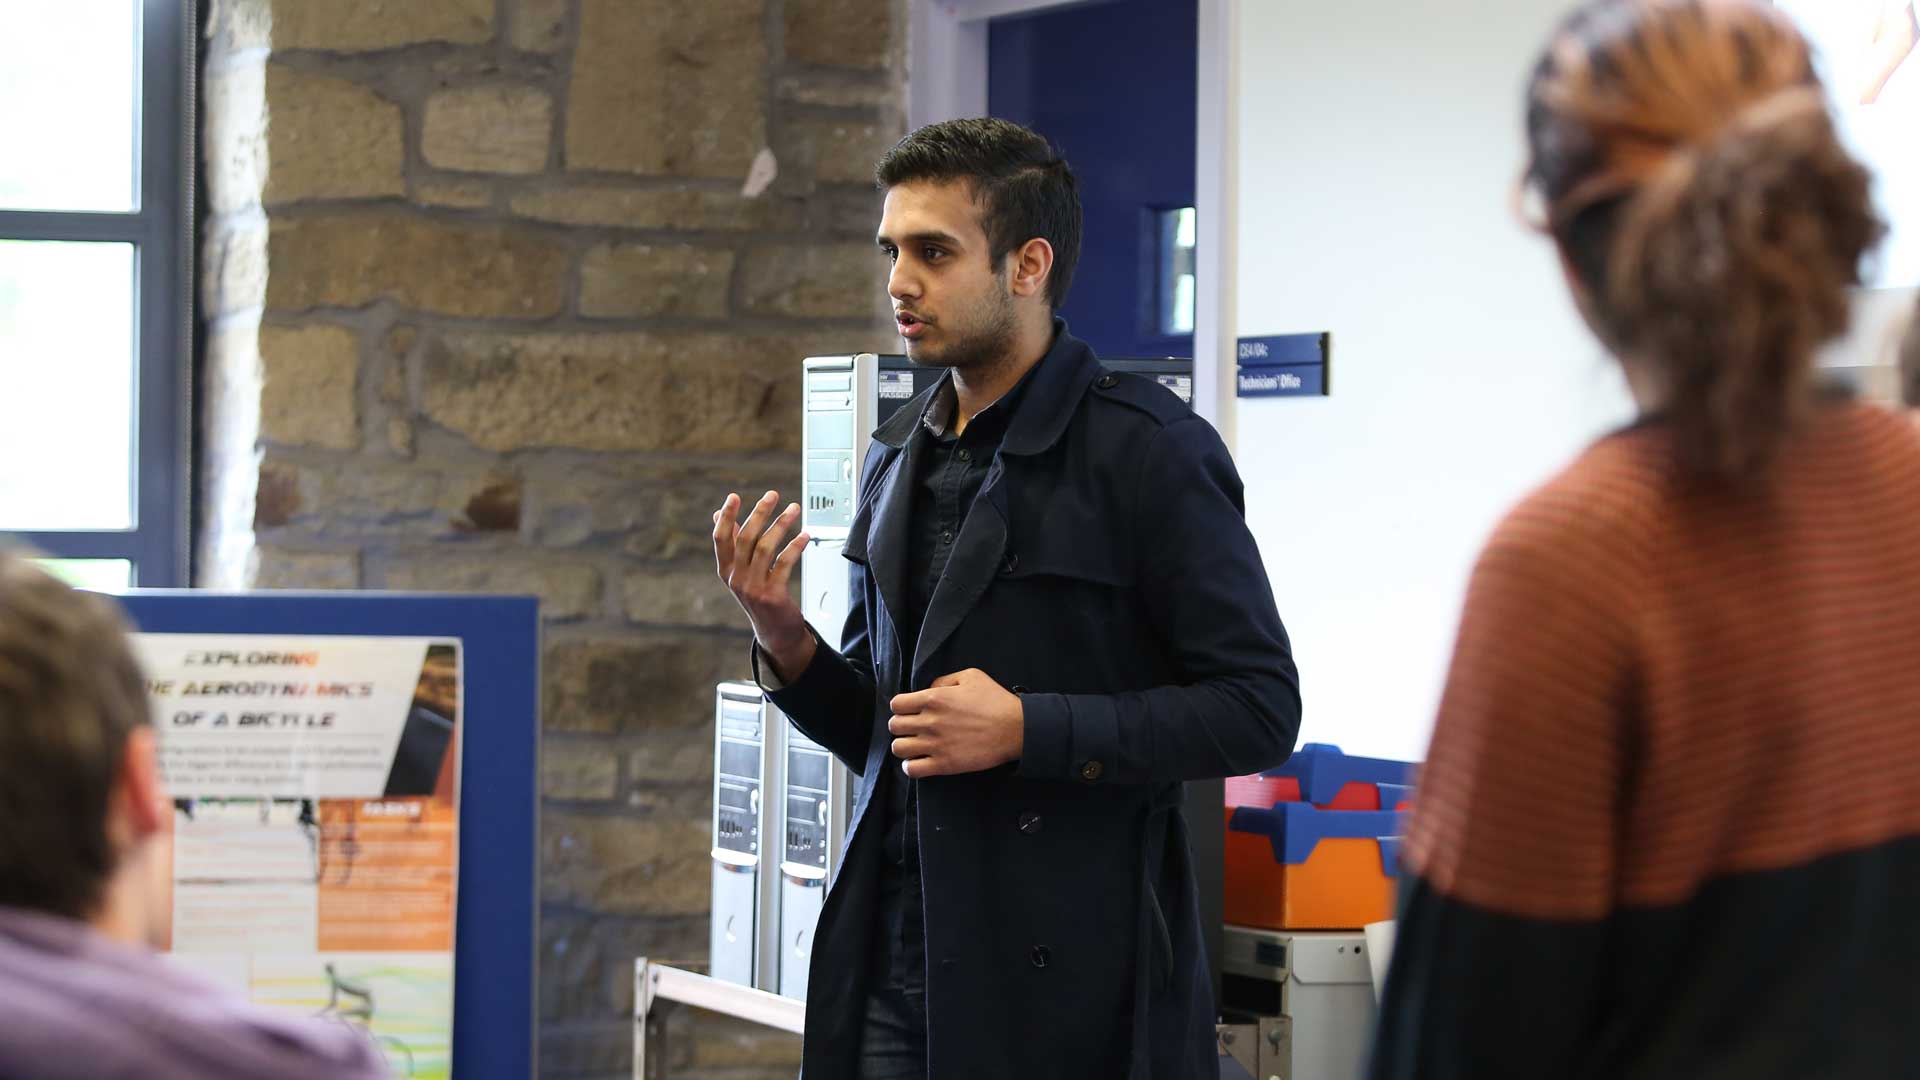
[1523,0,1885,481]
[874,118,1083,371]
[0,553,170,946]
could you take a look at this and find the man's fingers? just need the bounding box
[712,498,738,581]
[902,756,950,779]
[770,529,810,589]
[732,491,782,574]
[887,714,929,736]
[890,688,937,715]
[890,736,932,760]
[751,503,801,578]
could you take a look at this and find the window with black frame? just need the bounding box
[0,1,192,589]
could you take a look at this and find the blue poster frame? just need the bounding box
[115,590,540,1080]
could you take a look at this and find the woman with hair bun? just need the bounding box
[1371,3,1920,1077]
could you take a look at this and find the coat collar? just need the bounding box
[870,319,1099,457]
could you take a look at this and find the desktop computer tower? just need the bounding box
[709,682,781,989]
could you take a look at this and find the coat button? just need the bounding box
[940,529,954,545]
[1080,760,1104,782]
[1011,685,1029,695]
[1000,552,1019,574]
[957,448,972,462]
[1018,811,1043,834]
[1096,374,1118,389]
[1030,945,1051,969]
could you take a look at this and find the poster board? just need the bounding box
[117,591,538,1080]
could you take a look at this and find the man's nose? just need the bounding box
[888,260,920,302]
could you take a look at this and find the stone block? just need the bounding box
[739,243,885,319]
[423,85,553,175]
[788,114,899,186]
[509,0,570,53]
[566,0,766,178]
[268,215,569,318]
[541,811,710,916]
[544,635,747,736]
[253,460,304,528]
[623,563,750,631]
[250,547,360,589]
[526,457,796,558]
[578,244,733,319]
[540,913,706,1023]
[258,323,361,450]
[419,330,893,454]
[264,65,404,204]
[200,220,269,319]
[543,736,620,802]
[538,1020,650,1077]
[271,0,493,51]
[203,64,268,217]
[457,474,522,533]
[785,0,894,71]
[385,554,603,620]
[691,1013,805,1067]
[627,726,715,787]
[257,459,481,537]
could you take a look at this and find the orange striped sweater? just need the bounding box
[1372,400,1920,1080]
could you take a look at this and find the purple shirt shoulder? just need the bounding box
[0,907,390,1080]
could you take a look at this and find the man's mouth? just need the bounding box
[896,312,929,340]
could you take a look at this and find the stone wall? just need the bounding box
[199,1,904,1075]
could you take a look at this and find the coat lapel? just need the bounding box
[903,322,1104,684]
[908,463,1011,684]
[857,433,916,666]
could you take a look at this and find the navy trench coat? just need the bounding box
[760,326,1301,1079]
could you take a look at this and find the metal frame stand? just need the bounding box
[633,960,807,1080]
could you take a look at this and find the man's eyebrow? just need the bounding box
[876,230,964,248]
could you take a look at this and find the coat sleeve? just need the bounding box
[753,556,879,776]
[1014,415,1301,785]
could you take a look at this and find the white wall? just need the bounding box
[1229,1,1636,762]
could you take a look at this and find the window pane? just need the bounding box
[0,1,140,212]
[1157,207,1198,337]
[33,558,133,592]
[0,241,136,529]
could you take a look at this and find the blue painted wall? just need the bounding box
[989,0,1198,360]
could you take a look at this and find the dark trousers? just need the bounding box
[856,988,928,1080]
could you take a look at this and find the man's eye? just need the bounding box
[881,247,898,262]
[923,247,945,262]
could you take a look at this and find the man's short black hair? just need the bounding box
[875,118,1083,311]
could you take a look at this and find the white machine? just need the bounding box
[708,682,781,990]
[1219,925,1378,1080]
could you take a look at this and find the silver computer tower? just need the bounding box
[709,682,781,989]
[776,720,851,998]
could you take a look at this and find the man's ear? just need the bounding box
[1006,237,1056,302]
[116,727,169,841]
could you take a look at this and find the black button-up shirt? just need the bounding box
[871,368,1030,995]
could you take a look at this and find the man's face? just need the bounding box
[877,179,1020,371]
